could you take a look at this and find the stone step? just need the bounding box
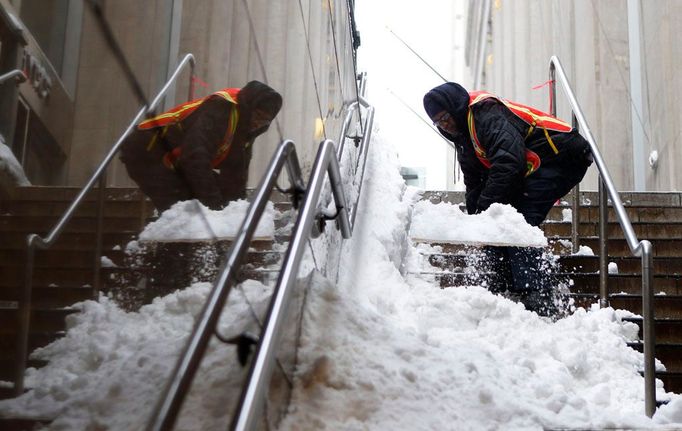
[0,309,78,334]
[628,342,682,373]
[541,221,682,239]
[1,231,138,251]
[0,249,127,268]
[0,286,94,308]
[565,273,682,296]
[5,186,145,202]
[421,190,682,208]
[657,372,682,395]
[552,237,682,258]
[1,199,154,218]
[608,294,682,319]
[559,255,682,276]
[623,317,682,344]
[0,214,151,234]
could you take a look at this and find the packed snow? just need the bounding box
[0,130,681,430]
[138,199,275,242]
[410,200,548,247]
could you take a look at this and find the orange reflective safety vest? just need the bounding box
[466,91,573,176]
[137,88,240,170]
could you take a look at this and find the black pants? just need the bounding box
[485,152,591,316]
[120,129,194,212]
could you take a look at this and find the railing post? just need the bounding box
[93,174,107,298]
[598,178,609,308]
[15,238,36,395]
[571,113,580,254]
[641,240,656,417]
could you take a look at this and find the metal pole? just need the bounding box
[598,179,608,308]
[549,56,655,415]
[571,114,580,254]
[641,240,656,417]
[146,141,302,431]
[93,174,107,298]
[231,140,351,431]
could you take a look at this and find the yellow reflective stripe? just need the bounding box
[138,99,205,127]
[214,90,237,104]
[501,101,571,129]
[543,127,560,154]
[146,131,159,151]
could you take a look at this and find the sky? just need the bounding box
[1,128,681,430]
[355,0,469,190]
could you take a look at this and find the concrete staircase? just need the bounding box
[413,191,682,396]
[0,186,289,422]
[0,186,153,403]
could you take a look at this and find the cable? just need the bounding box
[85,0,150,112]
[386,26,448,83]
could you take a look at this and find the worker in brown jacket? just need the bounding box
[120,80,282,212]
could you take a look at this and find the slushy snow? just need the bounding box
[0,130,680,430]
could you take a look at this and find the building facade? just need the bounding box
[0,0,360,191]
[466,0,682,192]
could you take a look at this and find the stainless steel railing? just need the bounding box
[14,53,196,395]
[146,139,306,431]
[148,85,375,430]
[549,55,656,417]
[0,69,26,85]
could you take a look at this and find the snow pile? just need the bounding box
[0,281,272,429]
[138,199,274,242]
[0,129,681,430]
[279,132,682,430]
[410,200,548,247]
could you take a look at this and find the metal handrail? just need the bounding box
[149,92,375,430]
[548,55,656,417]
[335,96,375,229]
[14,53,196,395]
[146,139,306,431]
[0,69,27,85]
[231,139,352,430]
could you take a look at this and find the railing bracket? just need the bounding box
[214,331,259,366]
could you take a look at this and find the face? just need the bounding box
[432,110,457,135]
[250,109,272,132]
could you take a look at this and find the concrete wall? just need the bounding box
[67,0,358,189]
[470,0,682,192]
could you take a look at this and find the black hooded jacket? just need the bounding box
[121,81,282,211]
[423,82,587,214]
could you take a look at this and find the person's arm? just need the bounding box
[472,101,527,212]
[218,137,253,202]
[175,97,232,210]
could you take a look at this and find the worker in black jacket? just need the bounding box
[120,80,282,212]
[423,82,593,316]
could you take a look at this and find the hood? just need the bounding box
[423,82,470,134]
[238,80,283,120]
